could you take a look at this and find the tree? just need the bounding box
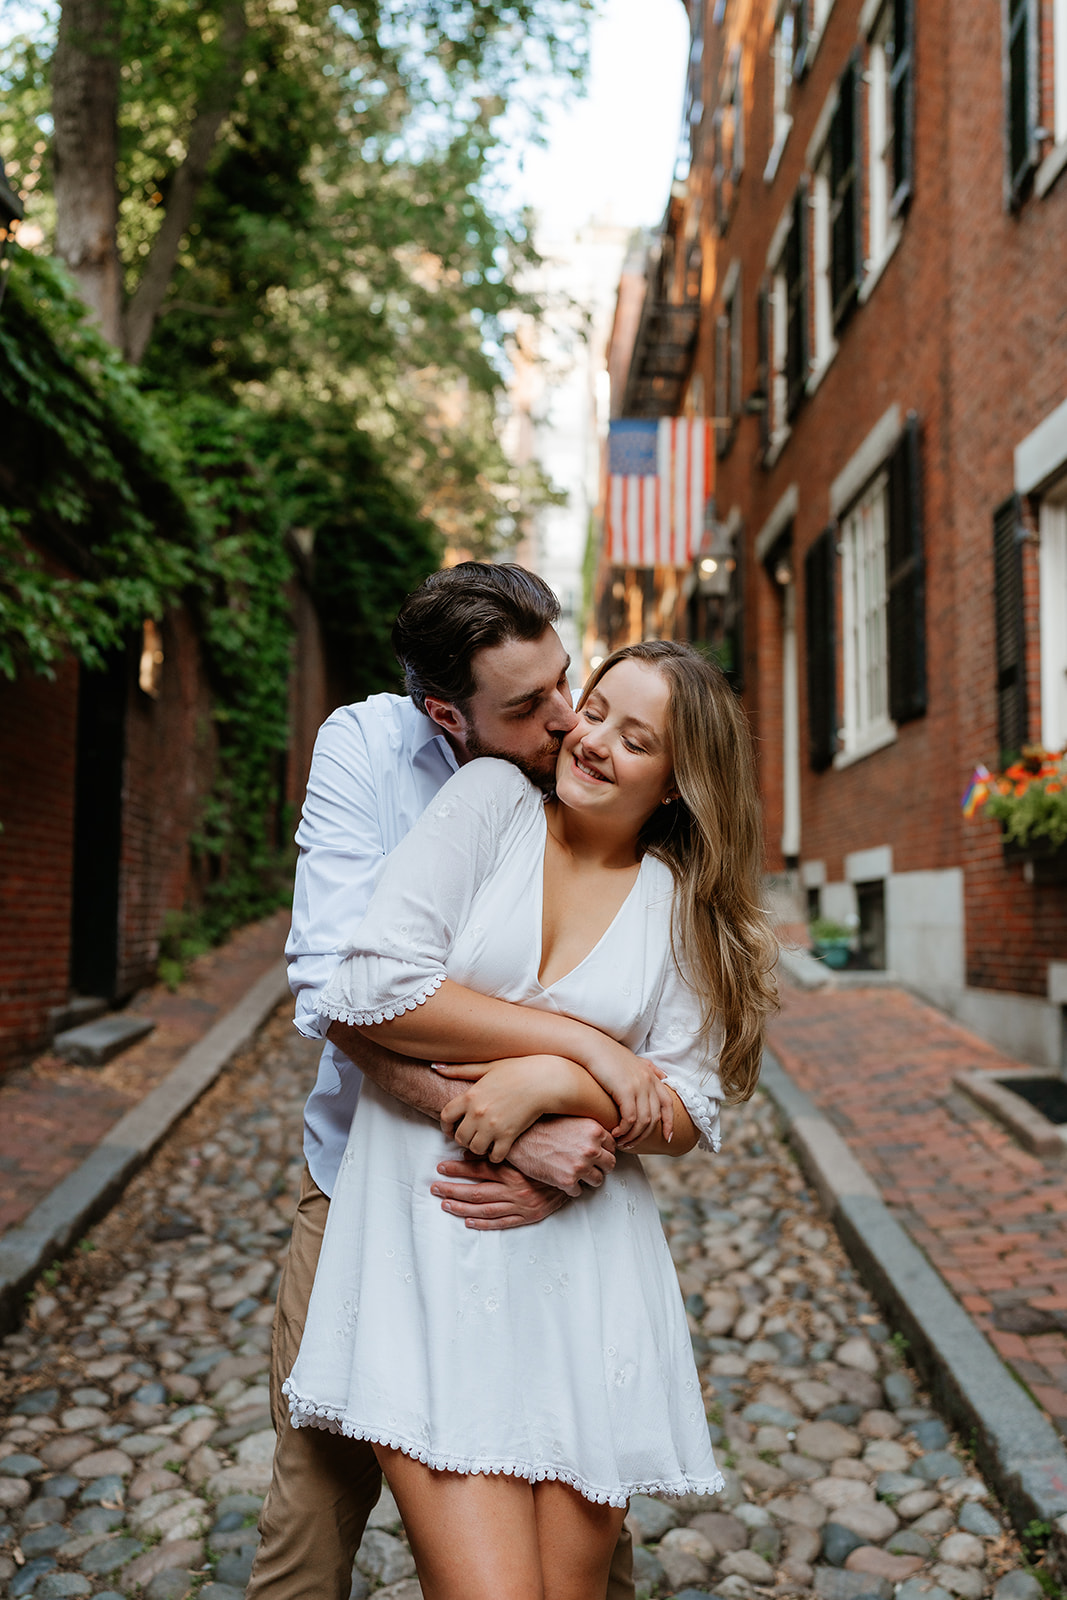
[2,0,585,549]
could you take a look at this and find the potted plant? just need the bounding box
[962,747,1067,882]
[809,916,854,968]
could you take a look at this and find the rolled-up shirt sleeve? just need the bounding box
[639,956,723,1153]
[316,759,530,1028]
[286,712,388,1039]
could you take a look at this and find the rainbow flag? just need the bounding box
[960,765,993,818]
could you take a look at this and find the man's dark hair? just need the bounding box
[392,562,561,713]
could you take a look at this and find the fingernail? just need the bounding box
[442,1202,452,1211]
[431,1186,440,1196]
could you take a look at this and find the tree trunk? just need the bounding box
[52,0,124,347]
[122,0,247,365]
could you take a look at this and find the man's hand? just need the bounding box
[506,1116,616,1196]
[431,1156,567,1230]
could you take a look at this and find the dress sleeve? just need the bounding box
[639,951,723,1154]
[316,758,534,1028]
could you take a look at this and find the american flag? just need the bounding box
[604,418,713,568]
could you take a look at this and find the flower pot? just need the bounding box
[1002,835,1067,884]
[812,938,852,968]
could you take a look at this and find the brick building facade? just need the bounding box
[0,582,327,1074]
[677,0,1067,1065]
[598,0,1067,1061]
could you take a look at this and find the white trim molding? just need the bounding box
[1014,393,1067,494]
[845,844,893,882]
[801,859,827,888]
[830,403,902,517]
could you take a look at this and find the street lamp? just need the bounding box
[0,152,24,314]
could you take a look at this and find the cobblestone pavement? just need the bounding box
[768,979,1067,1438]
[0,1008,1050,1600]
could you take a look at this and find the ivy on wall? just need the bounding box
[0,248,440,947]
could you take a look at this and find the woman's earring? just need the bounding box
[661,795,675,806]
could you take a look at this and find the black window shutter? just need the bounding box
[756,278,771,453]
[785,182,808,419]
[794,0,809,79]
[890,0,915,215]
[1006,0,1038,206]
[886,413,926,724]
[993,495,1028,756]
[830,57,862,331]
[805,527,837,771]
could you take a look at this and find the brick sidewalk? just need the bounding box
[0,909,289,1236]
[768,977,1067,1437]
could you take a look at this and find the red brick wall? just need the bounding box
[115,607,217,999]
[0,662,79,1066]
[695,0,1067,997]
[286,577,330,819]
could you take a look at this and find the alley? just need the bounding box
[0,1009,1041,1600]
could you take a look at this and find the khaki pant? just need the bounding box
[247,1166,635,1600]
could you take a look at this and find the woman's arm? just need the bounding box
[437,1057,697,1164]
[353,980,672,1142]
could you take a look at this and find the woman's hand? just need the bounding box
[442,1056,571,1164]
[580,1039,675,1146]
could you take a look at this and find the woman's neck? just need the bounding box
[545,798,642,870]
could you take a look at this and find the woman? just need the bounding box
[284,641,778,1600]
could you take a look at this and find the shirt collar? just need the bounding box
[411,706,460,773]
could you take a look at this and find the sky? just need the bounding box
[509,0,691,236]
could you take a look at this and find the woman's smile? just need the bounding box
[572,753,611,784]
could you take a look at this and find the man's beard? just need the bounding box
[462,724,563,792]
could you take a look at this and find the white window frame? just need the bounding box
[1036,0,1067,195]
[1039,486,1067,750]
[863,2,905,289]
[765,2,797,182]
[729,45,745,179]
[769,259,790,453]
[810,144,837,382]
[836,471,897,765]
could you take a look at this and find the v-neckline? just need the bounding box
[533,807,646,991]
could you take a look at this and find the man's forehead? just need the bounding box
[470,629,568,699]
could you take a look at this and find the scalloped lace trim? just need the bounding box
[316,970,446,1029]
[662,1073,721,1153]
[282,1383,724,1508]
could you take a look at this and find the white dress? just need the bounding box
[283,758,724,1507]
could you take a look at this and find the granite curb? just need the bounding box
[760,1045,1067,1578]
[0,960,291,1337]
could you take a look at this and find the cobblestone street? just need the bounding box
[0,1009,1047,1600]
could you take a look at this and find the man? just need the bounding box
[247,563,635,1600]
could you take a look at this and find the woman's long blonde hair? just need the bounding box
[578,641,778,1102]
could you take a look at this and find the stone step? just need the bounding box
[48,997,109,1038]
[53,1013,156,1067]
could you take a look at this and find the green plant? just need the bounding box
[889,1331,911,1359]
[41,1262,62,1287]
[1024,1520,1053,1553]
[968,748,1067,849]
[809,917,852,943]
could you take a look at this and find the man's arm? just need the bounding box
[327,1022,615,1203]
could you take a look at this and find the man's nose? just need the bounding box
[545,691,578,735]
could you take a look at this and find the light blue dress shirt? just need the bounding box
[285,692,458,1197]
